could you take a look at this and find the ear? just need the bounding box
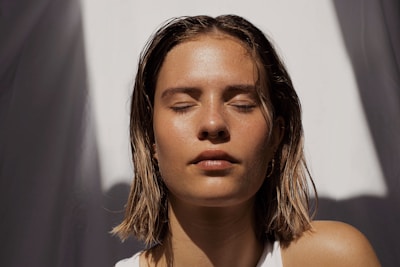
[152,143,158,160]
[271,117,285,153]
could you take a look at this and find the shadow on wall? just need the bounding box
[316,1,400,266]
[0,1,141,266]
[104,183,145,263]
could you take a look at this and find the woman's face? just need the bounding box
[153,34,281,208]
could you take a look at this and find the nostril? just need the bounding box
[218,130,227,138]
[199,131,208,140]
[199,129,229,141]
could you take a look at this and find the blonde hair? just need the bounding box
[112,15,317,247]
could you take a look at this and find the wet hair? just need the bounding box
[112,14,317,247]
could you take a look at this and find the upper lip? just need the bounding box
[190,150,239,164]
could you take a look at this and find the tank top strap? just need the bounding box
[256,240,283,267]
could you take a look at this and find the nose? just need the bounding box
[197,105,230,142]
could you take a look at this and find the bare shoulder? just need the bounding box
[281,220,381,267]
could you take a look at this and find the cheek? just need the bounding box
[241,122,273,171]
[153,117,192,166]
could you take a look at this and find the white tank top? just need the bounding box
[115,241,283,267]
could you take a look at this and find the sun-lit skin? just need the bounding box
[153,33,281,209]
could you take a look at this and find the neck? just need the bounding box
[146,196,264,267]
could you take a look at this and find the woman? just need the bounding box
[113,15,380,266]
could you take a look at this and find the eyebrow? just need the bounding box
[222,84,258,101]
[160,87,201,99]
[224,84,257,94]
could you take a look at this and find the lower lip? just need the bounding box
[195,160,234,171]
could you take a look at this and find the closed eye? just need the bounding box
[223,85,259,113]
[230,102,257,113]
[170,102,196,113]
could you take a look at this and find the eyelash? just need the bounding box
[169,102,257,113]
[170,104,194,113]
[232,104,256,113]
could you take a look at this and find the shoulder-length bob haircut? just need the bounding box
[113,14,317,247]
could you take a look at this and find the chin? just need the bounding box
[178,188,256,208]
[165,175,261,208]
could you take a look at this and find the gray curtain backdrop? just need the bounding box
[316,1,400,267]
[0,0,141,266]
[0,0,398,266]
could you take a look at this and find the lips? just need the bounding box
[190,150,238,171]
[191,150,238,163]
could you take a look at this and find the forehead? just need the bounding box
[156,34,258,89]
[171,32,254,61]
